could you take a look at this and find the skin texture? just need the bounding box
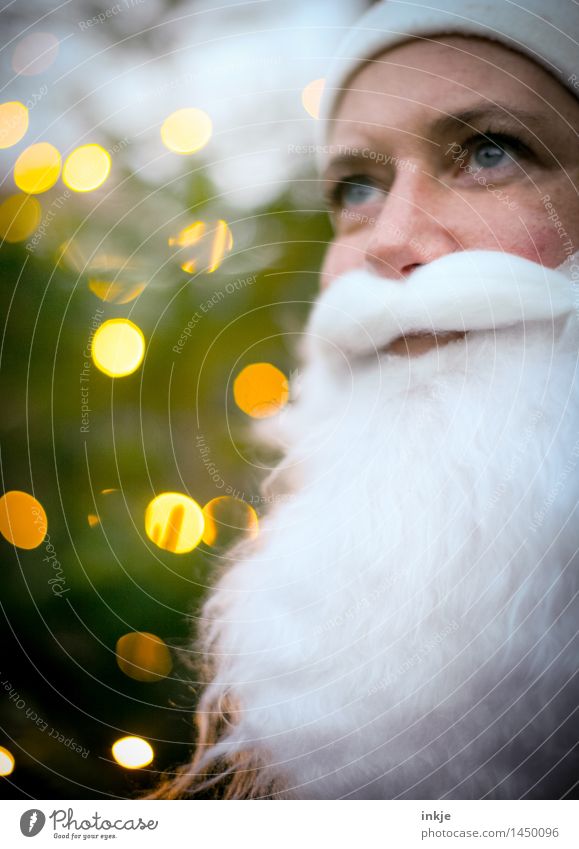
[320,35,579,356]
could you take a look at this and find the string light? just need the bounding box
[63,144,111,192]
[208,220,233,273]
[111,736,154,769]
[145,492,205,554]
[116,632,172,682]
[0,746,15,776]
[0,101,29,149]
[55,237,85,272]
[0,491,47,550]
[0,193,41,242]
[88,278,146,305]
[202,496,259,548]
[301,78,325,119]
[233,363,289,418]
[14,142,61,194]
[87,254,146,304]
[161,107,212,154]
[168,219,233,274]
[91,319,145,378]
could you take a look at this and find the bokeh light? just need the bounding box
[111,736,154,769]
[202,496,259,549]
[56,242,147,303]
[12,32,59,76]
[0,491,47,550]
[145,492,205,554]
[63,144,111,192]
[208,219,233,273]
[169,220,205,274]
[55,237,85,272]
[116,632,173,682]
[0,746,15,776]
[168,221,206,249]
[0,101,29,149]
[301,77,325,119]
[233,362,289,418]
[91,319,145,378]
[87,514,100,528]
[14,142,61,194]
[87,254,147,304]
[160,107,212,154]
[169,219,233,274]
[88,278,147,304]
[0,193,41,243]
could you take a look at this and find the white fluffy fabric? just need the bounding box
[197,249,579,799]
[315,0,579,171]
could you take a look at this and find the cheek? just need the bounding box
[319,179,579,284]
[512,194,579,268]
[491,209,575,268]
[320,238,364,290]
[463,178,579,268]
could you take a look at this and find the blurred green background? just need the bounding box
[0,0,354,799]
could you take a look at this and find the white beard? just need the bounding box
[195,249,579,799]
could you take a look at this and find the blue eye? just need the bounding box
[473,140,511,168]
[464,130,531,172]
[341,178,378,204]
[325,175,382,210]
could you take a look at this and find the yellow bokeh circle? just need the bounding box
[0,490,47,550]
[202,496,259,548]
[63,144,111,192]
[0,101,29,149]
[145,492,205,554]
[91,319,145,378]
[0,746,15,776]
[14,142,61,194]
[111,736,153,769]
[116,632,173,682]
[233,362,289,418]
[169,219,233,274]
[0,193,41,243]
[301,78,325,119]
[161,107,212,154]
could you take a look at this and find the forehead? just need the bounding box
[328,34,570,145]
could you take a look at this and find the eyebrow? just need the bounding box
[433,104,547,136]
[322,104,548,177]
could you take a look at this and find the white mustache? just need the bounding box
[304,249,576,362]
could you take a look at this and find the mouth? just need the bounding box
[383,330,467,357]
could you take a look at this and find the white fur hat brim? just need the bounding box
[315,0,579,171]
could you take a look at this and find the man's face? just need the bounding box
[320,35,579,356]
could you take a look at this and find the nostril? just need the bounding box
[402,263,422,276]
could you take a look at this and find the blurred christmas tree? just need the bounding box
[0,103,332,799]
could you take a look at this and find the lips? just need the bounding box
[383,329,468,356]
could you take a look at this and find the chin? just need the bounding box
[151,249,579,800]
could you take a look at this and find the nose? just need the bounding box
[364,173,459,280]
